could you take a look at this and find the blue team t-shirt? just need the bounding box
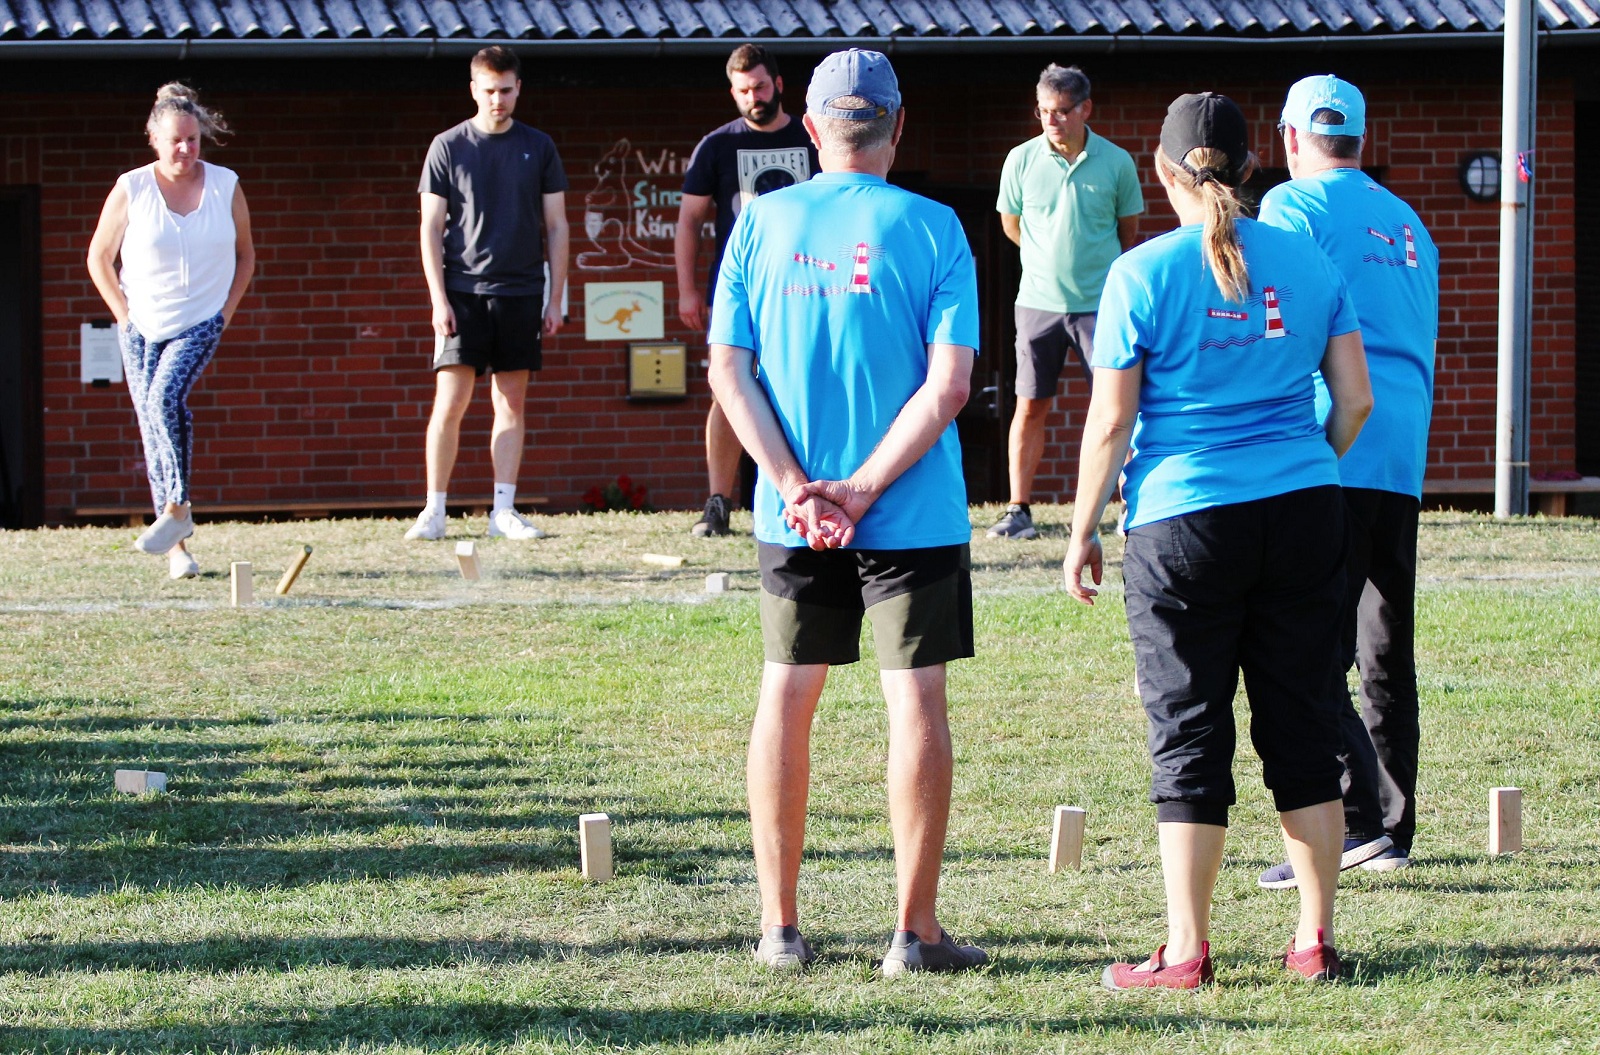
[1259,169,1440,498]
[708,172,980,549]
[1094,218,1360,530]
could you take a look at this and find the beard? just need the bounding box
[741,98,779,126]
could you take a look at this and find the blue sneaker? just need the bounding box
[1360,844,1412,871]
[1258,835,1393,890]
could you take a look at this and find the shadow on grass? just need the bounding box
[1352,942,1600,983]
[0,1005,1267,1051]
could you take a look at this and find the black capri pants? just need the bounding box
[1122,485,1348,826]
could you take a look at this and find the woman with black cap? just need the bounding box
[1063,92,1372,988]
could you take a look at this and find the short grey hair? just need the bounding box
[1037,64,1089,105]
[1301,108,1363,160]
[811,96,898,154]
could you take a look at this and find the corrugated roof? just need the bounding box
[0,0,1593,42]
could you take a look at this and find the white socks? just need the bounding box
[493,483,516,514]
[423,491,447,517]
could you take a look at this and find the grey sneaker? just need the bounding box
[753,924,814,971]
[134,512,194,554]
[1258,835,1393,889]
[986,504,1037,540]
[880,929,989,977]
[692,493,732,537]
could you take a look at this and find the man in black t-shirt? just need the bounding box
[406,45,570,543]
[675,44,819,537]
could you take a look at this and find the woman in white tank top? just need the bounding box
[88,83,255,580]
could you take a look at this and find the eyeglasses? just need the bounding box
[1034,101,1083,121]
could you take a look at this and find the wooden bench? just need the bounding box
[74,496,547,527]
[1423,476,1600,517]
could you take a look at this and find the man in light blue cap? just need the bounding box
[708,47,988,977]
[1257,74,1440,887]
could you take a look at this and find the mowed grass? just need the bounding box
[1,505,1597,1054]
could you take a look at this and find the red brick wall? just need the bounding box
[0,58,1578,523]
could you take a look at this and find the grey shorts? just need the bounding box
[758,543,974,670]
[1015,306,1096,398]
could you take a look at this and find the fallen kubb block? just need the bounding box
[1049,805,1086,873]
[642,553,685,569]
[275,545,313,595]
[456,540,480,581]
[579,812,613,881]
[230,561,253,606]
[1490,786,1522,855]
[115,769,168,794]
[706,572,731,594]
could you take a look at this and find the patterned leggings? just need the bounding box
[119,313,224,513]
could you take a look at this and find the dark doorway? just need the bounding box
[1576,104,1600,475]
[0,186,43,528]
[902,181,1016,504]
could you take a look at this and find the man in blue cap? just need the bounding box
[708,48,988,976]
[1257,75,1440,887]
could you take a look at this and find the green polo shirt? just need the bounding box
[998,129,1144,314]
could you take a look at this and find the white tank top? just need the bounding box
[118,161,239,342]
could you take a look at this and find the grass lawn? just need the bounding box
[1,505,1597,1053]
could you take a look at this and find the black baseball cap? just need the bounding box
[1160,92,1249,184]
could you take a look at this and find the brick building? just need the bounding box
[2,1,1598,527]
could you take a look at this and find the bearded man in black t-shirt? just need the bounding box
[674,44,819,538]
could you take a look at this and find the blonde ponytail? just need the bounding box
[1158,145,1253,304]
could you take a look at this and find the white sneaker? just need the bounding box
[404,509,447,541]
[488,507,547,539]
[168,549,199,579]
[135,512,194,554]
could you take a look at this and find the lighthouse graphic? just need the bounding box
[1403,224,1419,269]
[1262,286,1286,339]
[849,242,874,294]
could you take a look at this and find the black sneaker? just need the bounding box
[753,924,814,971]
[880,929,989,977]
[691,494,732,537]
[986,504,1037,540]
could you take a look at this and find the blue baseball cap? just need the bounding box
[806,49,901,120]
[1282,75,1365,137]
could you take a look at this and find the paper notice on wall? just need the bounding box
[81,322,122,385]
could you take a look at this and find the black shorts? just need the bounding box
[1122,486,1347,826]
[433,289,543,376]
[1014,306,1095,397]
[758,543,974,670]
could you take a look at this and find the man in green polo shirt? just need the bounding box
[989,64,1143,540]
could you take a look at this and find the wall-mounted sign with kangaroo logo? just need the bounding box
[585,281,664,342]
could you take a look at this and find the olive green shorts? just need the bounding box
[758,543,974,670]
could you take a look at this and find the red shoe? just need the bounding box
[1284,929,1342,982]
[1101,943,1214,990]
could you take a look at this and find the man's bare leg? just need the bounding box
[424,365,477,492]
[707,400,742,499]
[488,369,530,486]
[882,663,953,942]
[748,660,828,930]
[1005,395,1053,505]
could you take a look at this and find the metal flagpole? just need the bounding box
[1496,0,1537,517]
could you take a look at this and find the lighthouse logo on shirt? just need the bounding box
[1198,286,1296,350]
[1362,222,1421,269]
[782,241,884,296]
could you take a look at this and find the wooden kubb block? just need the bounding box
[115,769,168,794]
[1490,786,1522,855]
[230,562,253,606]
[579,812,613,881]
[706,572,731,594]
[1049,805,1086,873]
[456,541,480,581]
